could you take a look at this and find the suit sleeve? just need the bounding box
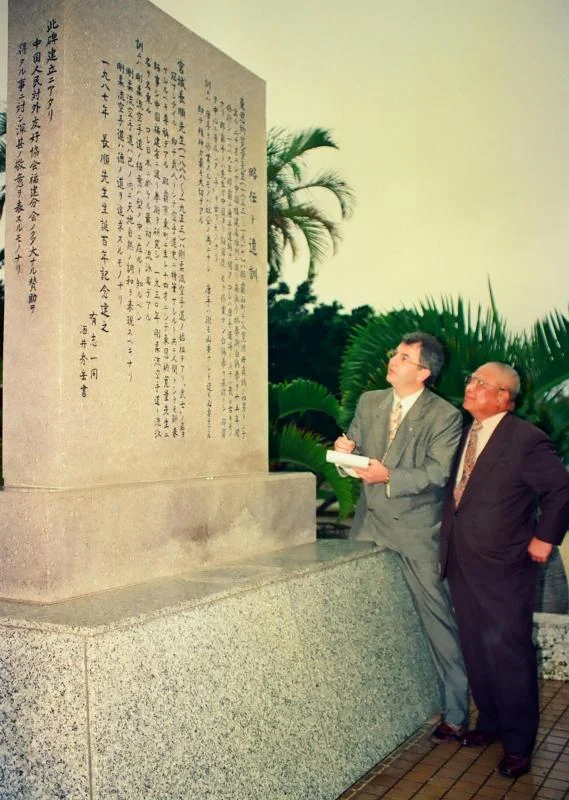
[332,394,367,479]
[388,407,463,498]
[346,394,367,455]
[521,433,569,545]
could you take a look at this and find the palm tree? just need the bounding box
[267,127,355,285]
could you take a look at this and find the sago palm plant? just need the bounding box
[268,378,359,518]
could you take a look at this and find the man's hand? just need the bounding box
[334,434,356,453]
[354,458,389,485]
[528,537,554,564]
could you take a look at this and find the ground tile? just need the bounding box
[365,775,399,790]
[542,777,569,791]
[405,766,438,782]
[536,789,568,800]
[436,764,467,777]
[475,786,512,798]
[392,778,424,792]
[421,752,453,767]
[425,776,454,790]
[445,791,477,800]
[452,778,486,792]
[505,789,538,800]
[465,763,494,777]
[380,787,417,800]
[548,768,569,781]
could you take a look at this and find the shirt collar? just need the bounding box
[478,411,508,435]
[393,387,424,414]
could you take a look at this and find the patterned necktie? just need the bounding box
[453,421,483,506]
[388,401,403,445]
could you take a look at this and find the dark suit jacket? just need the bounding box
[441,413,569,580]
[348,388,462,561]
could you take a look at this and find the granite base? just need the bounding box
[535,612,569,680]
[0,541,441,800]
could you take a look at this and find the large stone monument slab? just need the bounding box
[2,0,314,602]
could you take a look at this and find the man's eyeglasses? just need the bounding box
[464,374,511,394]
[387,349,428,369]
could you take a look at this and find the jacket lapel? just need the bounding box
[373,389,394,460]
[458,413,512,505]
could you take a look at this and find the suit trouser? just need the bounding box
[447,543,539,756]
[397,553,470,728]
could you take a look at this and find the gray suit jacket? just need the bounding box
[348,388,462,561]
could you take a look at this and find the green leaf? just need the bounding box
[269,379,342,425]
[269,424,357,518]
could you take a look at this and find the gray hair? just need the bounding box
[488,362,521,398]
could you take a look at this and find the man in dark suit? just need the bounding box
[441,361,569,779]
[335,331,469,743]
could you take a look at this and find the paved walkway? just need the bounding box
[336,680,569,800]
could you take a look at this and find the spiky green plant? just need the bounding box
[339,288,569,459]
[268,379,359,518]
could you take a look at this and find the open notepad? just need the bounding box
[325,450,370,479]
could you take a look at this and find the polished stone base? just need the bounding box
[0,541,441,800]
[0,471,314,602]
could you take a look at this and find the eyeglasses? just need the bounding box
[464,374,511,394]
[387,349,428,369]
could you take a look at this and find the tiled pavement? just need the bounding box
[336,680,569,800]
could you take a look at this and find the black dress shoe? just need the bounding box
[430,720,468,744]
[497,754,531,779]
[460,729,499,747]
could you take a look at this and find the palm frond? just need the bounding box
[411,295,513,404]
[521,309,569,400]
[267,127,339,179]
[269,423,356,518]
[339,309,419,424]
[293,169,356,219]
[338,290,517,425]
[269,379,342,425]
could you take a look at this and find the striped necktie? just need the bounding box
[453,421,483,506]
[388,401,403,445]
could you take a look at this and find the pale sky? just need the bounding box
[2,0,569,331]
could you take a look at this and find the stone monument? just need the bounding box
[0,2,443,797]
[1,0,314,603]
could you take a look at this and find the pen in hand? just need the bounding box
[340,432,356,451]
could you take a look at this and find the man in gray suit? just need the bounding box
[334,331,469,741]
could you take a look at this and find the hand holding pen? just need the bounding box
[334,432,356,453]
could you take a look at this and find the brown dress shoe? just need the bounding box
[460,729,499,747]
[497,754,531,779]
[430,721,467,744]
